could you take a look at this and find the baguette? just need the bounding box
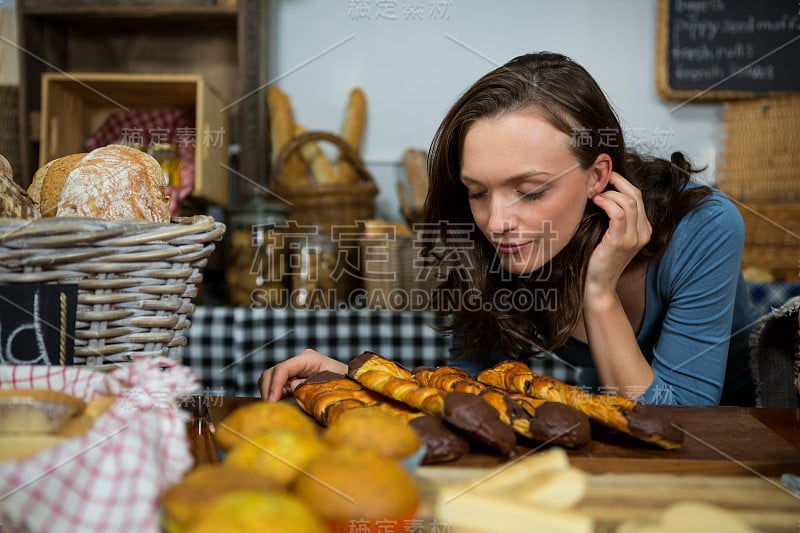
[402,148,429,208]
[293,125,337,185]
[267,86,309,187]
[334,87,366,184]
[477,361,684,450]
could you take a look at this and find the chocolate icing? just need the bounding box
[408,415,471,464]
[347,351,378,377]
[527,402,592,447]
[626,404,684,446]
[443,392,517,457]
[299,371,348,386]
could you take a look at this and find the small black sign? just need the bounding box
[0,284,78,365]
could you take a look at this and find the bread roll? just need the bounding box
[0,154,40,219]
[56,144,170,223]
[27,158,55,209]
[37,153,87,217]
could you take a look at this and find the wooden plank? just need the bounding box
[417,469,800,533]
[0,10,18,85]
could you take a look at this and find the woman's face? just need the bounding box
[460,112,596,275]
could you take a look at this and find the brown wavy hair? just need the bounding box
[425,52,711,359]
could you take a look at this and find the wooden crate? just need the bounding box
[40,72,229,206]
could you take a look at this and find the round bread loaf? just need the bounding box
[37,153,87,217]
[56,144,169,222]
[0,154,40,219]
[27,158,55,209]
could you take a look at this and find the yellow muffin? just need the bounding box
[224,430,326,486]
[188,490,327,533]
[294,447,419,532]
[323,406,420,459]
[161,464,280,533]
[214,401,318,451]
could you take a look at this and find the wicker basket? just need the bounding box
[360,231,439,311]
[0,215,225,365]
[272,131,378,233]
[717,96,800,274]
[736,203,800,272]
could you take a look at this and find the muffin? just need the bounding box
[323,406,420,460]
[294,447,419,533]
[224,430,326,486]
[214,401,318,451]
[188,490,327,533]
[161,464,280,533]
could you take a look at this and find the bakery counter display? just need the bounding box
[181,353,800,532]
[0,147,225,365]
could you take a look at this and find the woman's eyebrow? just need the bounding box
[460,171,552,184]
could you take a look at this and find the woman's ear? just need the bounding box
[587,153,612,198]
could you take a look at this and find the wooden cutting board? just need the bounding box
[416,466,800,532]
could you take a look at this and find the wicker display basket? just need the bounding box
[0,215,225,365]
[718,96,800,275]
[272,131,378,233]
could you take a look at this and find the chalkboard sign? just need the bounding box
[0,284,77,365]
[657,0,800,101]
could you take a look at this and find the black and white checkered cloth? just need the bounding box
[180,308,450,397]
[180,282,800,397]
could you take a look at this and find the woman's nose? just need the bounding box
[486,195,517,235]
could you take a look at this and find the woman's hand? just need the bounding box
[258,349,347,401]
[586,172,652,296]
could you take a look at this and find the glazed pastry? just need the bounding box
[348,351,517,457]
[293,371,469,463]
[414,366,591,447]
[477,360,684,450]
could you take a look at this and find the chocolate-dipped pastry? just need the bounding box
[408,415,471,464]
[349,351,518,457]
[477,360,684,450]
[415,365,592,447]
[294,370,470,463]
[443,392,517,457]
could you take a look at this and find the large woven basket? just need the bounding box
[272,131,378,233]
[718,96,800,274]
[0,215,225,365]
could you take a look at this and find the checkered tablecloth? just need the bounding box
[180,308,451,397]
[180,282,800,397]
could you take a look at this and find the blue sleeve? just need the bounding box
[640,195,745,405]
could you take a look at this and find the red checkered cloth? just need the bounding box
[85,108,197,217]
[0,359,199,533]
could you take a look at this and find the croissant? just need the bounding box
[477,361,684,450]
[293,371,469,463]
[348,351,518,457]
[413,366,591,447]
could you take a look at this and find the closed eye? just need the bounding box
[519,189,546,201]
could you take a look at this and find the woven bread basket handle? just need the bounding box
[272,130,374,188]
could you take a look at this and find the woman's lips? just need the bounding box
[495,241,532,254]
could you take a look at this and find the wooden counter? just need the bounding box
[186,397,800,532]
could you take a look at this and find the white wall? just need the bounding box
[268,0,724,221]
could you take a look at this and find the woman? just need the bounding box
[260,52,761,406]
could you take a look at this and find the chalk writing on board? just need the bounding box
[659,0,800,97]
[0,284,77,365]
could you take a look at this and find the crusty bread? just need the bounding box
[334,87,367,184]
[37,153,88,217]
[0,154,40,219]
[294,124,336,185]
[268,86,310,187]
[56,144,170,223]
[27,158,55,209]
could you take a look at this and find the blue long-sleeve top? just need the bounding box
[449,189,762,406]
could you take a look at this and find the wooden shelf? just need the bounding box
[16,0,269,203]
